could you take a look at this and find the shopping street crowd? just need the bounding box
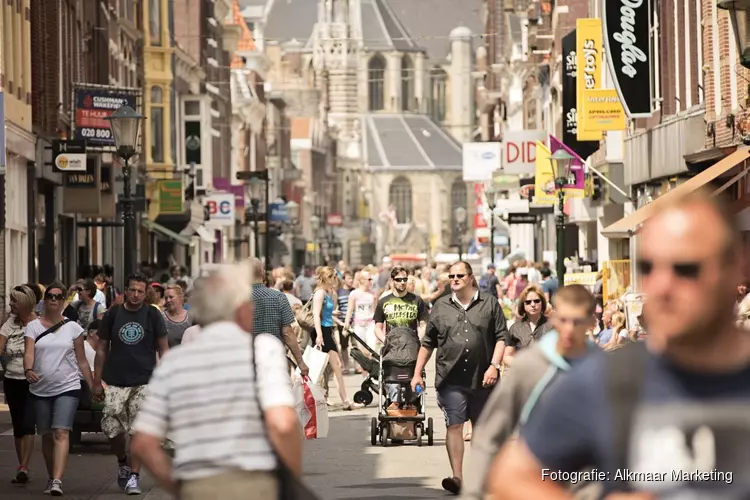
[0,187,749,498]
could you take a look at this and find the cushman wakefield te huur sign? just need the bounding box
[603,0,654,118]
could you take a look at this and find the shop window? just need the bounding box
[150,86,164,163]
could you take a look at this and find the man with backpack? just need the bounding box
[93,273,170,495]
[488,189,750,498]
[479,264,502,299]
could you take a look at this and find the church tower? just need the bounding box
[313,0,360,159]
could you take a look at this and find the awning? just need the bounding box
[180,223,217,244]
[601,147,750,238]
[142,220,194,246]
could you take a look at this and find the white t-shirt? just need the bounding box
[349,289,376,326]
[0,316,27,379]
[84,341,96,371]
[24,319,85,397]
[284,293,302,309]
[72,290,107,307]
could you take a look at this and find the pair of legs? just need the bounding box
[101,385,148,489]
[436,385,491,494]
[33,391,80,493]
[313,326,350,407]
[4,378,35,478]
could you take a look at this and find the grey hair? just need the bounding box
[189,261,253,326]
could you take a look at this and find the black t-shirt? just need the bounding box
[99,304,168,387]
[373,292,428,333]
[522,349,750,497]
[480,273,500,298]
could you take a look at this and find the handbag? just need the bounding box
[250,334,320,500]
[294,300,315,331]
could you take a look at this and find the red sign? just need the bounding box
[326,213,343,226]
[473,184,487,229]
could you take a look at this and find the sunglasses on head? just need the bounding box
[637,260,701,280]
[393,277,409,283]
[45,292,65,301]
[448,274,467,280]
[524,298,542,305]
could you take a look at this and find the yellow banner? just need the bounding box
[581,88,627,131]
[576,18,603,141]
[534,141,556,205]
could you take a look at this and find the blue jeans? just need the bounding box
[32,390,80,434]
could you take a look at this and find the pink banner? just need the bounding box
[549,135,585,192]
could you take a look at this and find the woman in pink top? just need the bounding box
[343,271,378,352]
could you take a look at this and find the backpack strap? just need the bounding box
[608,342,649,478]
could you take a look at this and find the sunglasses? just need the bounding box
[448,274,467,280]
[524,299,542,305]
[45,293,65,301]
[637,260,701,280]
[393,278,409,283]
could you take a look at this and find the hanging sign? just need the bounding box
[562,30,599,161]
[581,89,627,131]
[52,140,88,172]
[576,19,603,142]
[205,193,235,227]
[157,180,184,215]
[603,0,654,118]
[63,156,98,188]
[502,130,545,175]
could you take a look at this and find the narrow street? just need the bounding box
[0,361,455,499]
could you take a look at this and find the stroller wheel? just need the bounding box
[415,425,423,447]
[354,390,373,406]
[380,425,389,447]
[370,417,378,446]
[427,417,434,446]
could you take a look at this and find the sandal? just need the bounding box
[441,476,462,495]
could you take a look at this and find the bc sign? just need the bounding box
[205,193,235,227]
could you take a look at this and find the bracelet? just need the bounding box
[24,368,33,373]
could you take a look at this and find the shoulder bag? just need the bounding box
[295,300,315,331]
[250,334,319,500]
[34,319,69,344]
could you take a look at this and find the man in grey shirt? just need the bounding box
[294,266,315,303]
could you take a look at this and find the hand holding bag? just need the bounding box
[293,377,329,440]
[296,345,329,386]
[251,334,319,500]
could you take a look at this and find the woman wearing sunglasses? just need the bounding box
[22,281,95,496]
[503,285,553,367]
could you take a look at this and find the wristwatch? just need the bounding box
[491,362,502,371]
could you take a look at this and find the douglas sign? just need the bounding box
[603,0,653,118]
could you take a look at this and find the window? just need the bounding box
[389,176,412,224]
[368,55,386,111]
[429,68,447,122]
[451,180,467,243]
[151,86,164,163]
[401,55,414,111]
[149,0,162,45]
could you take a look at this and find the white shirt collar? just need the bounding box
[452,289,479,310]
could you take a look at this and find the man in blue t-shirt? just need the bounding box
[486,190,750,499]
[539,268,558,300]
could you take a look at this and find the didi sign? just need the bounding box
[205,193,235,227]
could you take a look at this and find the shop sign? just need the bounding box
[73,85,138,147]
[462,142,501,181]
[576,18,604,141]
[157,180,184,215]
[326,213,344,226]
[63,156,98,188]
[503,131,545,175]
[603,0,654,118]
[562,30,599,161]
[580,89,627,131]
[270,202,289,222]
[564,272,598,287]
[100,165,113,193]
[52,140,87,172]
[205,193,235,227]
[507,213,538,224]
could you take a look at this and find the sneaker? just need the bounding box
[11,466,29,484]
[117,463,132,490]
[125,474,142,495]
[43,479,54,494]
[49,479,63,496]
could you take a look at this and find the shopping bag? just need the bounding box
[296,345,329,385]
[294,377,329,439]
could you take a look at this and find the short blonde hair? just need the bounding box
[10,285,37,315]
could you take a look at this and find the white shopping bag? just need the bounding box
[293,377,329,439]
[296,345,329,385]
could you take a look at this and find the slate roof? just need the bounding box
[363,114,462,172]
[263,0,318,43]
[360,0,419,51]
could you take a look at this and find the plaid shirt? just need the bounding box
[252,283,295,341]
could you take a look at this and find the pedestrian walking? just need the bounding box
[295,266,316,303]
[343,270,378,352]
[411,261,508,496]
[71,279,106,331]
[23,281,95,496]
[489,189,750,498]
[502,285,553,365]
[162,284,193,347]
[462,285,597,499]
[0,285,38,484]
[249,258,309,377]
[92,273,170,495]
[337,271,354,372]
[130,262,303,499]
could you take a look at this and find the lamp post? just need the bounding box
[248,176,264,259]
[719,1,750,68]
[106,105,144,280]
[485,186,498,267]
[285,200,300,269]
[310,215,320,265]
[454,206,467,260]
[549,148,575,286]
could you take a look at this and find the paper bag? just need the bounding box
[294,377,329,439]
[296,345,329,385]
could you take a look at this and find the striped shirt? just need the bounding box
[132,321,295,480]
[251,284,295,341]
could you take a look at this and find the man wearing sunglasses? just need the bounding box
[412,261,508,495]
[489,189,750,499]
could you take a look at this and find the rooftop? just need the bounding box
[363,114,462,172]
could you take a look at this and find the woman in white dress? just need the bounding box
[343,271,378,352]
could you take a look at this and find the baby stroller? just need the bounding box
[369,326,434,447]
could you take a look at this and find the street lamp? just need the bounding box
[549,148,575,286]
[719,0,750,68]
[248,176,264,259]
[485,186,498,267]
[310,215,320,265]
[454,206,467,260]
[106,105,144,280]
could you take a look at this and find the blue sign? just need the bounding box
[269,203,289,222]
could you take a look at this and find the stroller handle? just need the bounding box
[334,319,381,357]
